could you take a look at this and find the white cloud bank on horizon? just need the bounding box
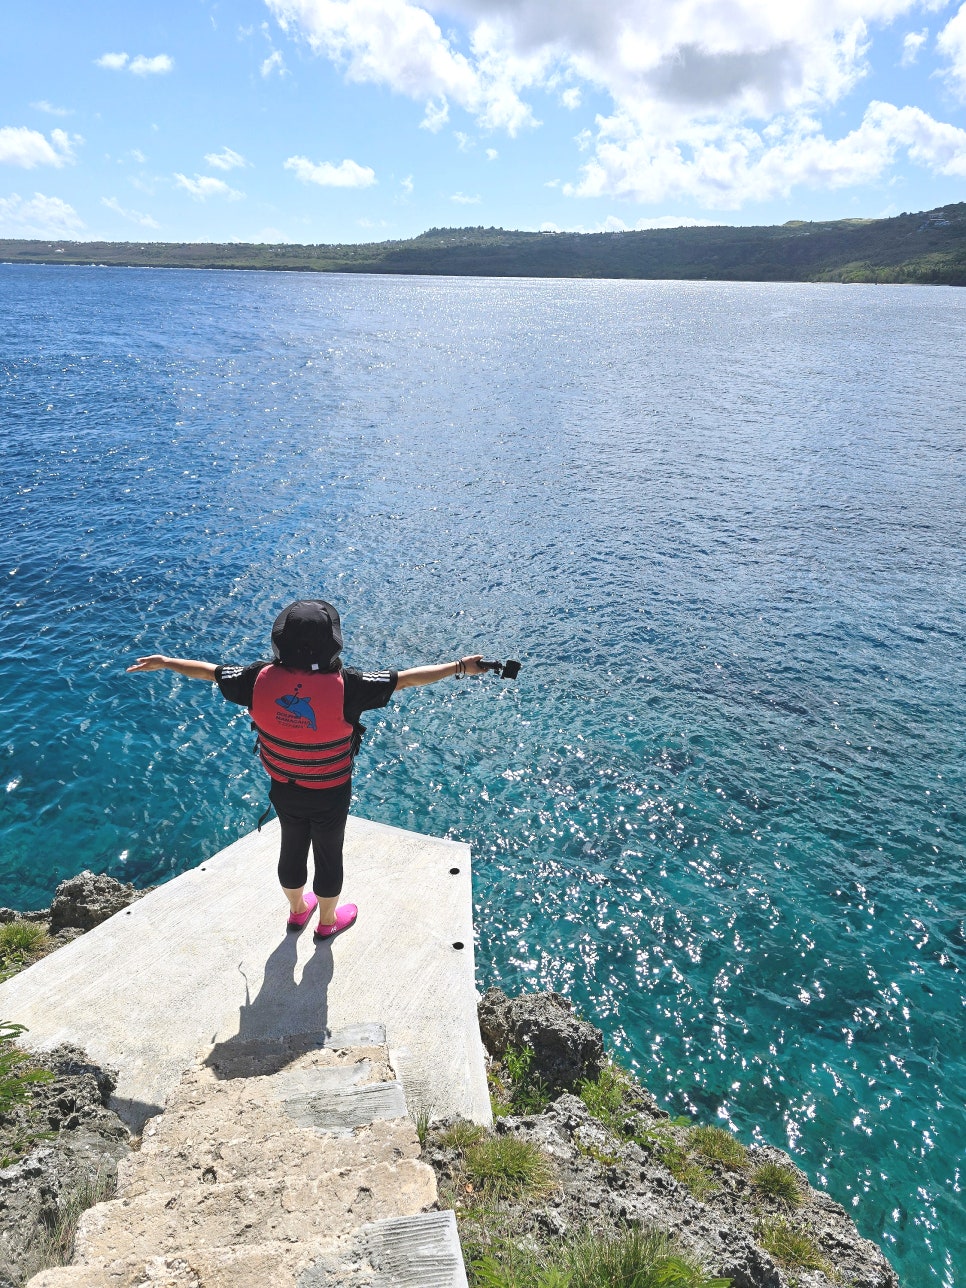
[0,127,79,168]
[284,156,377,186]
[174,173,243,199]
[95,53,174,75]
[0,192,84,236]
[265,0,966,206]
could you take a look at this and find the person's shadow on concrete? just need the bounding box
[203,932,335,1079]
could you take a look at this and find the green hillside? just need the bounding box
[2,203,964,284]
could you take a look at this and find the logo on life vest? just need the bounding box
[275,684,317,731]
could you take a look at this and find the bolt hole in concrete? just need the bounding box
[449,867,460,874]
[452,942,464,950]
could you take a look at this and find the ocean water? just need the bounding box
[1,264,964,1284]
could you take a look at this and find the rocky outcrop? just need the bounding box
[47,872,144,935]
[426,988,898,1288]
[477,986,604,1093]
[0,1046,131,1288]
[0,874,148,980]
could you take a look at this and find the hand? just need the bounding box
[126,655,169,674]
[460,654,486,676]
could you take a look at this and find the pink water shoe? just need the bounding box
[314,903,358,941]
[286,891,319,931]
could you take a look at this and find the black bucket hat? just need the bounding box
[271,600,343,670]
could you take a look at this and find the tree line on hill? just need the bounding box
[2,203,964,285]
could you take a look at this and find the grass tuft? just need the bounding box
[687,1125,748,1171]
[27,1166,116,1272]
[757,1217,831,1273]
[410,1102,432,1148]
[439,1119,487,1151]
[465,1133,556,1200]
[751,1162,804,1207]
[0,921,50,980]
[470,1225,732,1287]
[577,1061,639,1137]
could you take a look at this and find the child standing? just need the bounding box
[128,599,487,940]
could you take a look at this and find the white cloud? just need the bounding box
[421,97,450,131]
[130,148,146,163]
[101,196,160,229]
[96,52,130,70]
[451,190,480,203]
[540,214,716,233]
[401,174,414,194]
[455,131,473,150]
[0,127,78,169]
[566,100,966,206]
[485,147,498,160]
[267,0,540,134]
[96,52,173,75]
[130,54,174,75]
[261,50,287,76]
[205,147,248,171]
[266,0,966,206]
[31,100,72,117]
[0,192,84,237]
[937,3,966,95]
[174,173,243,199]
[900,28,928,65]
[284,155,377,186]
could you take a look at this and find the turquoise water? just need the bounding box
[1,265,964,1283]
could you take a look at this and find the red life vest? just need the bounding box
[250,665,355,789]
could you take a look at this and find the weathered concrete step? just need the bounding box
[354,1210,469,1286]
[143,1075,408,1153]
[170,1043,395,1109]
[198,1023,389,1083]
[119,1114,420,1196]
[26,1211,467,1287]
[74,1160,438,1263]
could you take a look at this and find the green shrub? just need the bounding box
[757,1218,831,1272]
[577,1061,638,1136]
[488,1046,553,1118]
[471,1226,732,1288]
[465,1134,556,1200]
[751,1162,803,1207]
[0,1021,53,1164]
[687,1125,748,1171]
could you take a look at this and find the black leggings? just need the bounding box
[269,779,352,899]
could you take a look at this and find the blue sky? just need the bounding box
[3,0,966,243]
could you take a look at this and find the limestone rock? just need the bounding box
[0,1046,130,1288]
[48,872,143,934]
[477,987,605,1092]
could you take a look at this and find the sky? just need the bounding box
[2,0,966,244]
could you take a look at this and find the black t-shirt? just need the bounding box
[215,661,398,725]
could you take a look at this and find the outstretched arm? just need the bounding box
[396,654,485,690]
[127,655,218,682]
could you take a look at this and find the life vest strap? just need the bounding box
[252,723,354,755]
[256,741,353,771]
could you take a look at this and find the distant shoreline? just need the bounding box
[2,201,964,285]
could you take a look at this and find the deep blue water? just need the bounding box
[1,264,964,1284]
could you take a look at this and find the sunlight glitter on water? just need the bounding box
[1,266,964,1285]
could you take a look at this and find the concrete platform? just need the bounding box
[0,816,490,1131]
